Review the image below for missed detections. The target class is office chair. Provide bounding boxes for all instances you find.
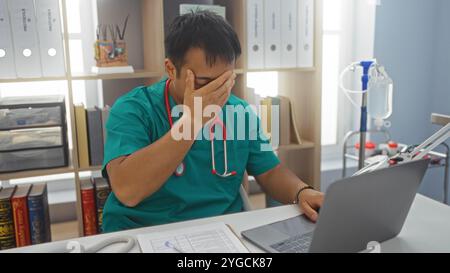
[240,185,253,211]
[240,173,253,211]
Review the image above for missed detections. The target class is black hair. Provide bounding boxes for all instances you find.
[165,10,242,75]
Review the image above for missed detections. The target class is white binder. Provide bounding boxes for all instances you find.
[264,0,281,69]
[298,0,314,68]
[35,0,65,77]
[8,0,42,78]
[281,0,298,68]
[0,0,16,79]
[247,0,264,69]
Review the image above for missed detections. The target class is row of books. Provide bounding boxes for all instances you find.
[80,177,111,236]
[247,0,314,69]
[0,0,65,79]
[246,88,302,147]
[74,105,110,169]
[0,183,51,250]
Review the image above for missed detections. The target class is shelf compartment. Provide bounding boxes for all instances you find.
[276,141,315,151]
[0,149,74,181]
[78,165,102,172]
[71,70,163,81]
[0,165,75,181]
[0,76,67,84]
[247,67,316,73]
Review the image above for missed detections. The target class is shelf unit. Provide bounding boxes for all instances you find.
[0,0,323,238]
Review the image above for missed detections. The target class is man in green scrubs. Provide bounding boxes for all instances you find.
[102,11,324,233]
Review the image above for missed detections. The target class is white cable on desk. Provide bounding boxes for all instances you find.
[65,235,136,253]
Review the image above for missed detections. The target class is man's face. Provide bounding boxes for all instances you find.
[170,48,235,98]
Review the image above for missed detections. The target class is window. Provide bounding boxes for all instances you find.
[321,0,376,160]
[321,0,342,146]
[247,72,279,98]
[67,0,100,107]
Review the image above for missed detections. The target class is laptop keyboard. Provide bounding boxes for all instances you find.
[270,232,314,253]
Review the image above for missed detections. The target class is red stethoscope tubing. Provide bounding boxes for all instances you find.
[164,79,236,178]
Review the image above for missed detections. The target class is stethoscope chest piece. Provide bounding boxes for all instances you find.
[175,162,185,177]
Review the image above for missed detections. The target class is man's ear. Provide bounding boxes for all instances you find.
[165,59,177,81]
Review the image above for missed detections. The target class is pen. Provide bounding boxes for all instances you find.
[118,14,129,40]
[96,24,101,40]
[164,241,185,253]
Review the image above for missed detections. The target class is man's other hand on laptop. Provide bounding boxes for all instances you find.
[299,189,324,223]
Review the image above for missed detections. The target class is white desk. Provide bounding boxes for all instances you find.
[3,194,450,253]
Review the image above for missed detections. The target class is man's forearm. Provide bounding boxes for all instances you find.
[107,115,200,207]
[256,164,309,205]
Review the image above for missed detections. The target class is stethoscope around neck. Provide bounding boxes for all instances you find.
[164,79,237,178]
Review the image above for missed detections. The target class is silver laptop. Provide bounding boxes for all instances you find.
[241,159,430,253]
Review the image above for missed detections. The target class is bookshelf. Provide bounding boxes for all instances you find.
[0,0,323,238]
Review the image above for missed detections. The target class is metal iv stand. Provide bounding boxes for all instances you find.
[357,61,373,171]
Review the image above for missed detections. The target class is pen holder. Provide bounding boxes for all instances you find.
[94,40,129,67]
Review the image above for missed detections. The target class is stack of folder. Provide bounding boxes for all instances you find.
[247,0,314,70]
[246,88,302,149]
[0,0,65,79]
[260,96,302,149]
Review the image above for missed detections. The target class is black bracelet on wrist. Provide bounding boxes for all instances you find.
[293,185,314,204]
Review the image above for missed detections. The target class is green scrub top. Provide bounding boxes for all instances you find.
[101,78,280,233]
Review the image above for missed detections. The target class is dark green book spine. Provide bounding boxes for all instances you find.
[0,198,16,250]
[42,187,52,243]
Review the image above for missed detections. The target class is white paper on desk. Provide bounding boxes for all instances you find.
[137,222,249,253]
